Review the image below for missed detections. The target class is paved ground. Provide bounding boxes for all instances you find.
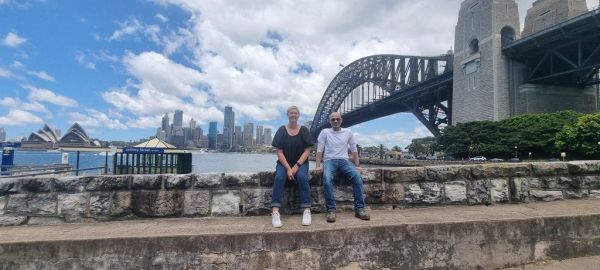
[503,255,600,270]
[1,199,600,244]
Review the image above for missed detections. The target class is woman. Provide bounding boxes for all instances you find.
[270,106,314,227]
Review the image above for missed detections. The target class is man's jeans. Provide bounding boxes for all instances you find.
[271,163,311,208]
[322,159,365,212]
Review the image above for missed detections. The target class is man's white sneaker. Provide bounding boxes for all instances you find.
[272,212,283,228]
[302,209,311,226]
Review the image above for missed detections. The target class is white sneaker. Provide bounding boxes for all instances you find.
[272,212,282,228]
[302,209,311,226]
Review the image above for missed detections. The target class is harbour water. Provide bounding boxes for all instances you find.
[12,150,318,173]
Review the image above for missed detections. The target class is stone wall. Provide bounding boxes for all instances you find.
[1,161,600,226]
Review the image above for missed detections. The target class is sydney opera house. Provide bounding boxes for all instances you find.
[22,123,101,149]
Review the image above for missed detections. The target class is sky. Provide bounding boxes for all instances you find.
[0,0,597,147]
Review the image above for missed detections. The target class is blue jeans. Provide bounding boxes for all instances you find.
[323,159,365,212]
[271,163,311,208]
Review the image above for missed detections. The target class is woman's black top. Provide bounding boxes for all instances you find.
[271,125,314,166]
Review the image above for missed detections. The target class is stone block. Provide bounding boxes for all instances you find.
[111,192,131,217]
[27,217,64,225]
[85,175,130,191]
[308,171,322,186]
[383,167,425,183]
[6,193,57,215]
[567,161,600,175]
[131,175,162,190]
[183,190,210,216]
[131,190,183,217]
[444,181,467,203]
[194,173,222,188]
[530,190,563,201]
[565,189,588,199]
[258,171,276,186]
[211,191,241,216]
[529,176,576,189]
[333,185,355,202]
[0,216,27,226]
[383,183,404,204]
[471,164,530,179]
[240,189,271,215]
[361,169,382,183]
[364,183,384,204]
[57,193,87,222]
[310,187,326,212]
[531,162,569,176]
[467,180,490,205]
[426,166,471,182]
[590,190,600,199]
[222,173,258,188]
[89,192,110,216]
[510,178,531,202]
[490,179,509,203]
[0,196,5,215]
[164,174,194,189]
[579,176,600,189]
[0,178,19,196]
[404,182,442,204]
[54,176,85,192]
[21,177,53,192]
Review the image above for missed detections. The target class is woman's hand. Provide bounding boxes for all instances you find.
[286,168,295,181]
[291,164,299,176]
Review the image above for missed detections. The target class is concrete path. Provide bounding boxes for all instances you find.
[1,199,600,244]
[503,255,600,270]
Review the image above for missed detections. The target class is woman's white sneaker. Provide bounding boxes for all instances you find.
[302,209,311,226]
[272,212,283,228]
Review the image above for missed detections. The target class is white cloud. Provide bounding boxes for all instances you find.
[68,109,128,130]
[8,61,55,81]
[2,32,27,47]
[0,109,43,125]
[75,51,96,70]
[354,126,432,148]
[0,97,49,113]
[155,13,169,23]
[23,85,78,107]
[28,70,55,81]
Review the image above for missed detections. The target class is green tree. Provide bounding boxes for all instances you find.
[555,113,600,158]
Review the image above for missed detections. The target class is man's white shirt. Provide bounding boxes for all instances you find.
[317,128,358,161]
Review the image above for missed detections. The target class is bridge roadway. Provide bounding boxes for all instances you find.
[2,199,600,269]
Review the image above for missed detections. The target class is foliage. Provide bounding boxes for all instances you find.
[436,111,583,159]
[406,137,438,156]
[555,113,600,158]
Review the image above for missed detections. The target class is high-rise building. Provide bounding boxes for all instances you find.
[243,123,254,148]
[162,113,170,131]
[223,106,234,149]
[263,128,272,146]
[0,128,5,142]
[189,118,196,130]
[208,121,218,149]
[173,110,183,128]
[234,125,242,149]
[255,125,264,146]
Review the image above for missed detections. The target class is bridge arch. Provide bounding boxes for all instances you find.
[310,54,454,139]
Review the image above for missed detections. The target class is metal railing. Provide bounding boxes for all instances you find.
[113,152,192,175]
[0,164,107,178]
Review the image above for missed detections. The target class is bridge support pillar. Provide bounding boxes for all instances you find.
[452,0,521,124]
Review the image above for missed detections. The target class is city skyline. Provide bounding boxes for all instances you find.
[1,1,595,147]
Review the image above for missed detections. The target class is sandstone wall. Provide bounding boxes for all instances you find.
[1,161,600,226]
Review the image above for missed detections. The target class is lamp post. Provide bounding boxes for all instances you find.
[514,146,518,159]
[528,152,532,161]
[561,152,566,161]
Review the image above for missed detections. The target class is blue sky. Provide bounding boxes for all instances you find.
[1,0,596,147]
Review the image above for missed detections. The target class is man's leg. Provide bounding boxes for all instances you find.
[322,160,337,212]
[339,159,366,211]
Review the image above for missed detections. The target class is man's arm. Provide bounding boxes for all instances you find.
[348,131,361,169]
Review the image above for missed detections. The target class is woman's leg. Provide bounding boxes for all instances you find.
[271,163,287,212]
[295,163,312,209]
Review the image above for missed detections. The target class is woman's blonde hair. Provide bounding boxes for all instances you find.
[287,106,300,114]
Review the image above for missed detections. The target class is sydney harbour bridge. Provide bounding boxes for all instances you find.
[310,0,600,140]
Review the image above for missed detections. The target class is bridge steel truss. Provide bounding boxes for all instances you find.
[310,54,453,139]
[504,8,600,86]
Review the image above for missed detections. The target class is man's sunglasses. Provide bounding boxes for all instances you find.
[330,118,341,122]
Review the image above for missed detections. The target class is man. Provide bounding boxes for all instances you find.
[316,112,370,222]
